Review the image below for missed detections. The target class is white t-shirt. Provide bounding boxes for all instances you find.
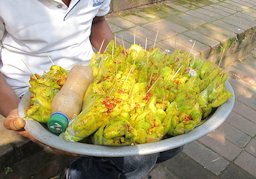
[0,0,111,97]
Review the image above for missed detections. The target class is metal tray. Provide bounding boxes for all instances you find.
[18,81,235,157]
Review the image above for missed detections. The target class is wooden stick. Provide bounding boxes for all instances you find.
[124,67,133,83]
[133,30,136,45]
[122,38,127,55]
[171,65,183,80]
[148,71,154,86]
[98,56,108,71]
[98,39,105,53]
[112,43,114,59]
[189,41,196,54]
[129,82,135,97]
[144,37,148,51]
[47,55,55,65]
[147,75,160,93]
[21,59,38,80]
[108,83,116,96]
[104,42,111,53]
[153,31,159,49]
[114,34,117,48]
[218,48,225,67]
[146,52,149,65]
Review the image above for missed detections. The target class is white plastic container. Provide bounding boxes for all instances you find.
[47,65,93,134]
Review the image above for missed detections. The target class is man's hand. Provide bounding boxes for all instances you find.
[4,108,40,143]
[4,108,79,156]
[4,108,25,130]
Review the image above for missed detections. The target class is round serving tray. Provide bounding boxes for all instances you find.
[18,81,235,157]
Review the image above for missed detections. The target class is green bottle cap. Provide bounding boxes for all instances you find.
[47,112,69,134]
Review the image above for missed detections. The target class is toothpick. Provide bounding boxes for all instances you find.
[218,49,225,67]
[174,35,177,49]
[112,43,114,59]
[47,55,55,65]
[146,52,149,65]
[129,82,135,97]
[98,56,108,73]
[114,45,118,76]
[124,67,133,83]
[21,59,38,80]
[115,60,118,76]
[122,38,126,55]
[133,30,136,45]
[171,65,183,80]
[144,38,148,51]
[108,89,115,96]
[108,84,116,96]
[153,31,159,49]
[114,34,117,48]
[147,75,160,93]
[189,41,196,54]
[98,39,105,53]
[162,93,166,106]
[148,71,154,86]
[103,42,111,53]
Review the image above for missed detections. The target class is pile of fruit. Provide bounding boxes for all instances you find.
[26,41,232,146]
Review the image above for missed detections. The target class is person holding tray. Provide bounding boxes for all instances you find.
[0,0,182,178]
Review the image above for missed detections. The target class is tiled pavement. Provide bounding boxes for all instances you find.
[1,0,256,178]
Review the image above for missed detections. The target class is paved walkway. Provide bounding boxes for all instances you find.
[1,0,256,178]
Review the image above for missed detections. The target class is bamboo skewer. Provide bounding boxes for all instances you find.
[112,43,115,59]
[114,34,117,48]
[147,75,160,94]
[98,39,105,53]
[133,30,136,45]
[21,59,38,80]
[171,65,183,80]
[145,38,148,51]
[189,41,196,55]
[146,52,150,66]
[122,38,126,55]
[153,31,159,49]
[47,55,55,65]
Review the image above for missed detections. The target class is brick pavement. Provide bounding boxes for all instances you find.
[1,0,256,178]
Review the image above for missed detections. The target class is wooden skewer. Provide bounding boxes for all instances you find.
[147,75,160,93]
[133,30,136,45]
[108,83,116,96]
[129,82,135,97]
[171,65,183,80]
[124,66,133,83]
[21,59,38,80]
[148,71,154,85]
[146,52,149,65]
[47,55,55,65]
[103,42,111,53]
[189,41,196,55]
[114,34,117,48]
[114,45,117,76]
[174,36,177,49]
[98,56,108,72]
[218,50,225,67]
[153,31,159,49]
[112,43,115,59]
[122,38,127,55]
[98,39,105,53]
[145,37,148,51]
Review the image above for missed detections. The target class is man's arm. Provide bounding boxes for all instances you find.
[90,16,113,53]
[0,72,25,130]
[0,72,19,117]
